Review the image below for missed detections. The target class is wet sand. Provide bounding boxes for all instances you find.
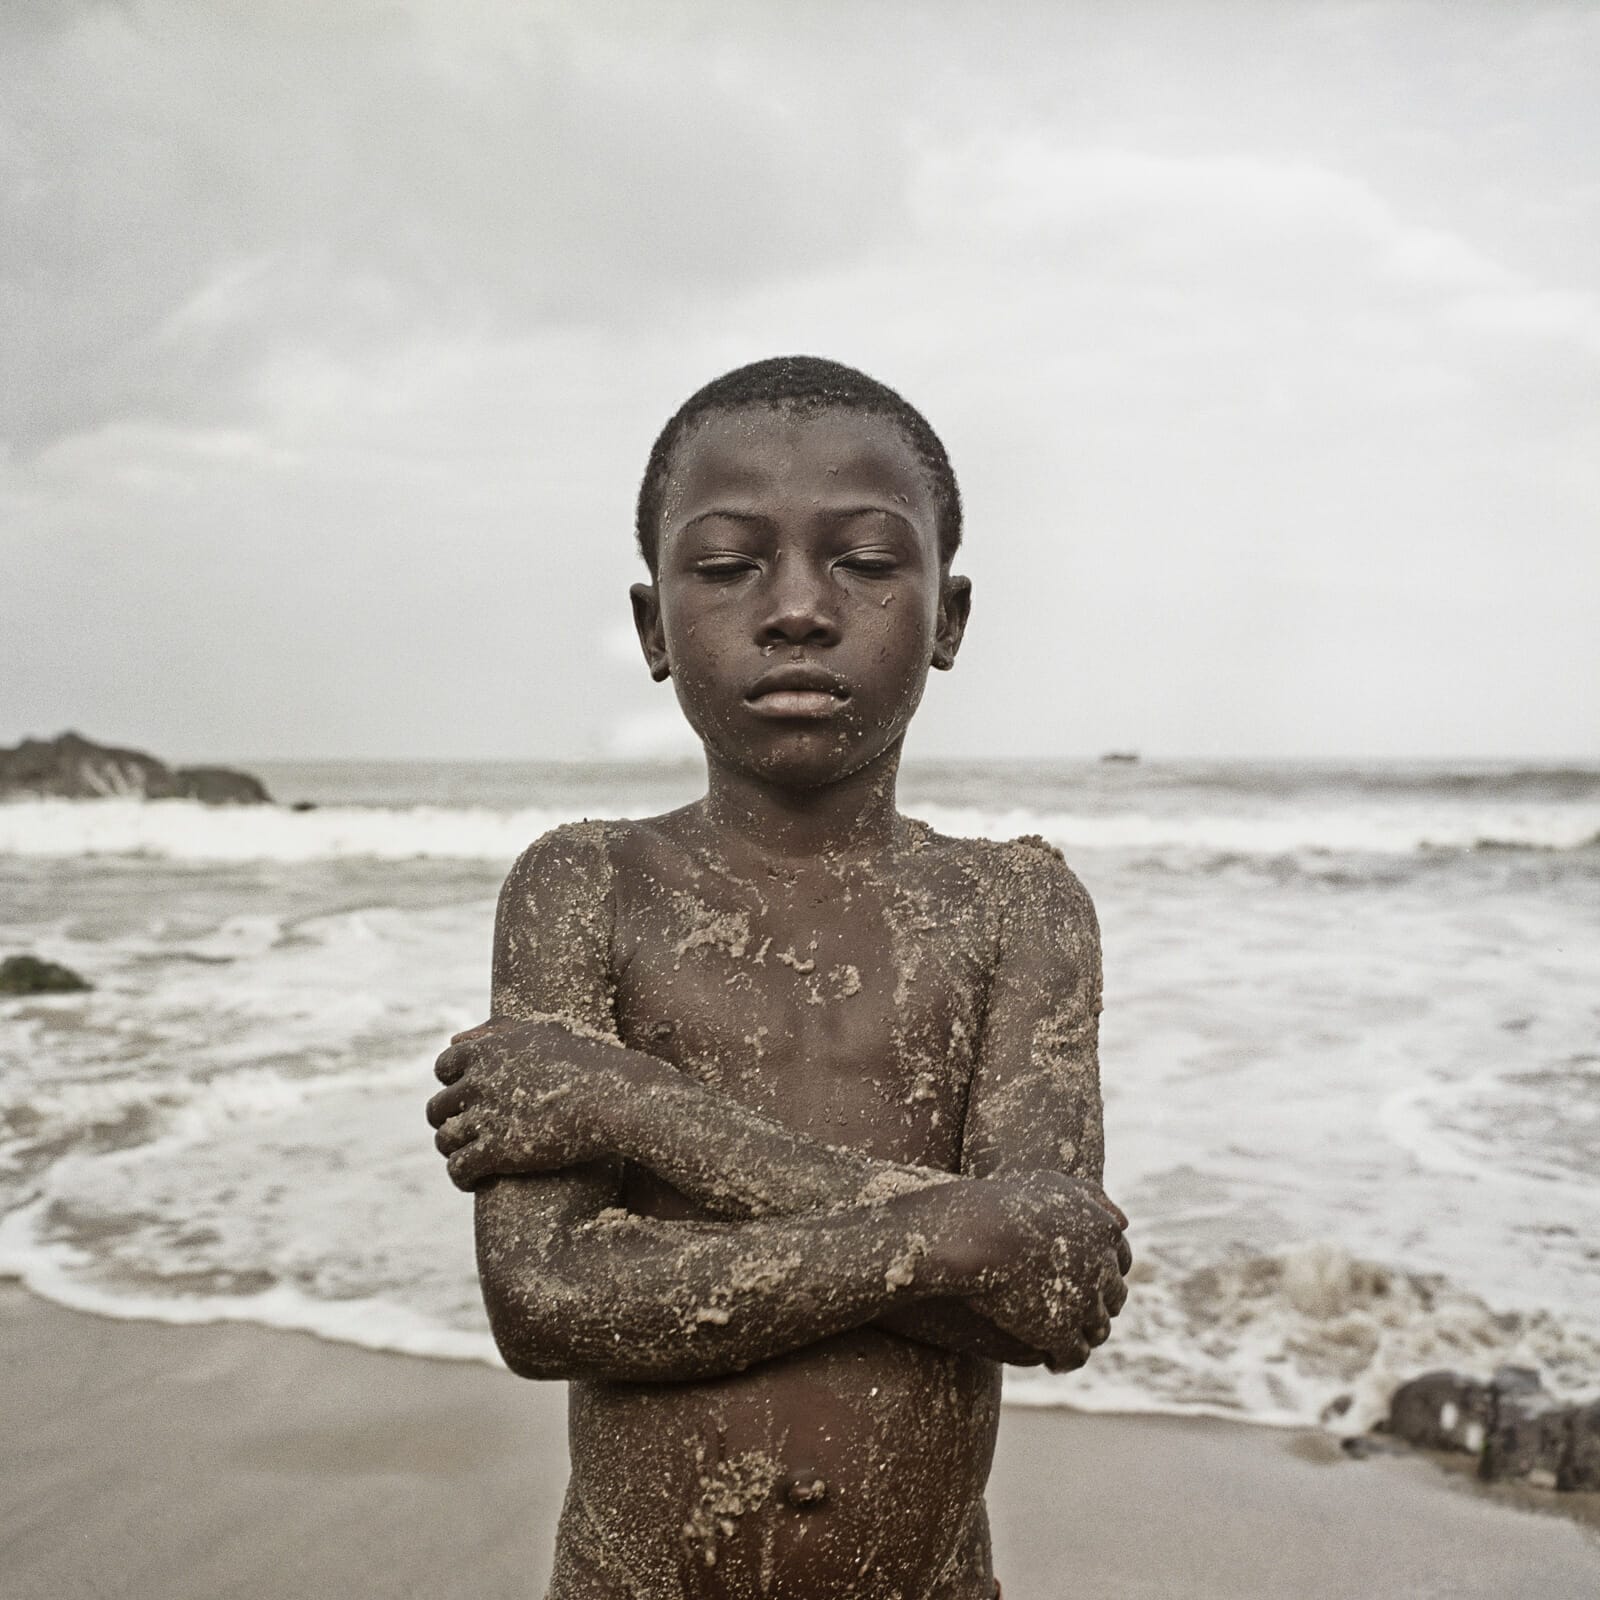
[3,1284,1596,1599]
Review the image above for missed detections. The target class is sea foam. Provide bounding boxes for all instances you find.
[3,761,1598,1431]
[1,795,1595,862]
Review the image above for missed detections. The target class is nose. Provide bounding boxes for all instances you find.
[756,555,840,648]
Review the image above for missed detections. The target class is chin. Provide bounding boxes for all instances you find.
[742,733,898,790]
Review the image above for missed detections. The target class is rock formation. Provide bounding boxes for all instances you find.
[0,732,270,804]
[0,955,91,995]
[1378,1365,1600,1491]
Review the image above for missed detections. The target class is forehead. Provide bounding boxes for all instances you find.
[663,406,937,532]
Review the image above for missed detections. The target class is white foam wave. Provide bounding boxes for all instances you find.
[0,798,583,862]
[1005,1241,1600,1432]
[913,802,1600,857]
[0,1196,498,1365]
[9,1200,1591,1436]
[2,796,1595,862]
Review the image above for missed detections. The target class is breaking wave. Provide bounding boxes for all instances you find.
[4,757,1597,1432]
[1006,1241,1600,1432]
[2,795,1596,863]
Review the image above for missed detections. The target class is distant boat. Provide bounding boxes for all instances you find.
[1099,751,1140,764]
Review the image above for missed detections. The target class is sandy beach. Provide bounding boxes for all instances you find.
[3,1285,1596,1599]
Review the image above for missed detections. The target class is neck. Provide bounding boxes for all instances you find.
[700,743,905,861]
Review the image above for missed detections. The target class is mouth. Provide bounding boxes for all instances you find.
[744,667,853,720]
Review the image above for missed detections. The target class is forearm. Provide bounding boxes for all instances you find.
[472,1021,1050,1364]
[533,1025,1042,1361]
[873,1299,1046,1364]
[610,1060,1053,1361]
[612,1051,943,1217]
[478,1174,981,1383]
[501,1016,941,1215]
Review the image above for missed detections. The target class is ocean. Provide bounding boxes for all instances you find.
[2,757,1597,1432]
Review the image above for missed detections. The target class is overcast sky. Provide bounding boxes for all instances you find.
[3,0,1596,762]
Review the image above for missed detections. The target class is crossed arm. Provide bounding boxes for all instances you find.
[427,827,1129,1384]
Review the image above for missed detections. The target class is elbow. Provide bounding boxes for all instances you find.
[480,1264,734,1385]
[480,1267,596,1382]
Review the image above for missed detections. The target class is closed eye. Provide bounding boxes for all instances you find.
[836,552,899,576]
[693,556,759,580]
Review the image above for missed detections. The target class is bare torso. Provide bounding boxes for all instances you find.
[557,812,1009,1598]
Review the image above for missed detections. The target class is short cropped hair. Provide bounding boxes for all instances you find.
[635,355,962,574]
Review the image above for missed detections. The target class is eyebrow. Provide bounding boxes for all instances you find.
[679,505,917,535]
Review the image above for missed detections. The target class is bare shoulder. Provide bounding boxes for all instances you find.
[996,832,1099,951]
[493,819,646,1028]
[903,820,1098,951]
[500,812,702,912]
[500,817,624,901]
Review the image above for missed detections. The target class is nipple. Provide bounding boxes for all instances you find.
[784,1474,829,1508]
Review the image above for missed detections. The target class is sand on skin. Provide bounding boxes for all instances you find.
[2,1285,1597,1600]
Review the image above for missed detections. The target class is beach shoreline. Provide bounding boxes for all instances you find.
[5,1282,1597,1599]
[7,759,1599,1438]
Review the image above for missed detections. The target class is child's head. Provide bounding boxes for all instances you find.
[635,356,962,577]
[629,356,971,791]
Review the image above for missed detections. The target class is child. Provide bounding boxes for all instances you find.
[426,357,1131,1599]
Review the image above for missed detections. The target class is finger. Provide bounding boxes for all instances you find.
[1116,1233,1133,1277]
[1078,1184,1127,1230]
[447,1143,496,1192]
[1084,1302,1113,1347]
[425,1080,467,1129]
[434,1113,475,1158]
[1046,1335,1090,1375]
[451,1013,514,1047]
[1103,1264,1129,1318]
[434,1042,471,1085]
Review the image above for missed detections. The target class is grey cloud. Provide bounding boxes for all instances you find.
[3,0,1597,759]
[3,1,915,451]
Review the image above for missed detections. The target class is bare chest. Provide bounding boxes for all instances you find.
[610,852,998,1169]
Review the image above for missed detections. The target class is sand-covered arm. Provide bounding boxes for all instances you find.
[578,1044,1046,1363]
[951,839,1130,1367]
[436,1007,1048,1365]
[478,1164,1008,1382]
[442,1015,1049,1364]
[436,1011,934,1216]
[961,838,1107,1185]
[435,990,1052,1361]
[464,826,1025,1382]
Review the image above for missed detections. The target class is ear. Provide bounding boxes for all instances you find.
[630,582,671,681]
[931,573,971,671]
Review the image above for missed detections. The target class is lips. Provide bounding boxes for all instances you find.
[744,665,852,719]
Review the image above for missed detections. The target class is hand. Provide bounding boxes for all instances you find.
[958,1172,1131,1373]
[426,1016,623,1189]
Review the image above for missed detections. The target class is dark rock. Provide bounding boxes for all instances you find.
[0,955,91,995]
[1491,1364,1542,1399]
[1320,1392,1354,1426]
[172,765,270,805]
[1480,1388,1572,1488]
[0,732,270,805]
[1386,1371,1493,1454]
[1341,1434,1410,1460]
[1557,1399,1600,1492]
[290,800,318,813]
[1382,1367,1600,1492]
